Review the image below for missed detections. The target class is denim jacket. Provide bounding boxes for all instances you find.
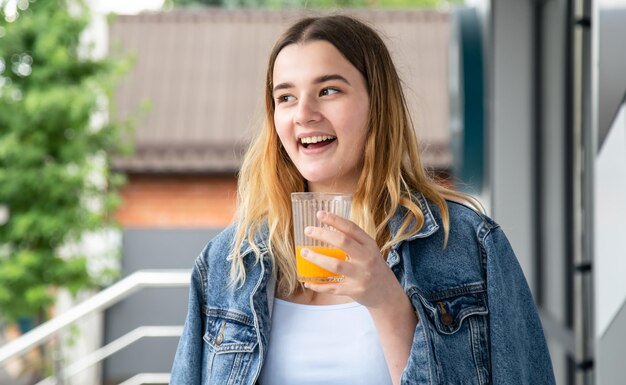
[170,194,556,384]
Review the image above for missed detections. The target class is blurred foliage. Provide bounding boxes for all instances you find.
[171,0,463,8]
[0,0,132,322]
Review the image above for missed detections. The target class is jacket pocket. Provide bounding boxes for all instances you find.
[418,289,488,335]
[415,287,491,385]
[201,308,259,384]
[203,307,258,354]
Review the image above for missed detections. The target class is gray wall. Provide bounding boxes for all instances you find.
[490,0,575,383]
[491,1,626,384]
[597,9,626,149]
[103,228,222,384]
[490,0,535,286]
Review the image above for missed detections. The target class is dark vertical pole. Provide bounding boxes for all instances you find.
[573,0,595,382]
[565,0,577,381]
[580,0,595,382]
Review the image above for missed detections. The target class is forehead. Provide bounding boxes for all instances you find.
[272,40,360,83]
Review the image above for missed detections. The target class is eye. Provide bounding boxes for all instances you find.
[320,87,340,97]
[276,94,295,104]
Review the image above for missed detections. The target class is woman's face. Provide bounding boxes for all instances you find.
[272,40,370,194]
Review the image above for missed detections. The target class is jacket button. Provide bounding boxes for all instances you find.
[440,313,454,326]
[215,321,226,346]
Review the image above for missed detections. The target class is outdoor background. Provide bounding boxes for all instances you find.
[1,0,625,384]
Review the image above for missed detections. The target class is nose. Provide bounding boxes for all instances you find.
[294,95,321,126]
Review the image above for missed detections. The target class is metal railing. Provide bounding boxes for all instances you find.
[0,270,190,383]
[117,373,171,385]
[35,326,183,385]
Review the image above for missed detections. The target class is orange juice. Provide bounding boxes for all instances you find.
[295,246,347,283]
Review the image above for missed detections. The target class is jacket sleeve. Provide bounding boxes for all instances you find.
[170,256,208,385]
[483,226,556,384]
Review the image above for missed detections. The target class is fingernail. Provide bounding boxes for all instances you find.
[301,248,309,257]
[304,226,313,235]
[317,210,327,220]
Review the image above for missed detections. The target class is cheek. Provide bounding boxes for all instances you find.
[351,125,370,164]
[349,114,370,147]
[343,100,369,138]
[274,119,293,150]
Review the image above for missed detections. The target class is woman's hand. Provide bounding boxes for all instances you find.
[301,210,417,385]
[301,210,402,308]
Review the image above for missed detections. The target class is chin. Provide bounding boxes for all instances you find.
[297,168,328,183]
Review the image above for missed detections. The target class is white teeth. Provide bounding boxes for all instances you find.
[300,135,336,144]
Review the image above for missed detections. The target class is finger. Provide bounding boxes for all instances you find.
[316,210,370,244]
[303,281,342,294]
[304,225,356,254]
[300,247,352,276]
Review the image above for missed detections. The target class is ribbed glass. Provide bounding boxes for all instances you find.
[291,193,352,283]
[291,192,352,246]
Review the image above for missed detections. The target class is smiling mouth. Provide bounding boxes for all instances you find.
[299,135,337,149]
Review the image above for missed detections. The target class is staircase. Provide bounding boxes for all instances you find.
[0,270,190,385]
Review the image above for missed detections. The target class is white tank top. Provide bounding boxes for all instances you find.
[258,298,393,385]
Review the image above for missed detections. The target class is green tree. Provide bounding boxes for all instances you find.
[0,0,131,323]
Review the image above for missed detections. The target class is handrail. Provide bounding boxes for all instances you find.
[0,270,191,365]
[117,373,171,385]
[34,326,183,385]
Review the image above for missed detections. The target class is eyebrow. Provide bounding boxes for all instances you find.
[272,74,351,93]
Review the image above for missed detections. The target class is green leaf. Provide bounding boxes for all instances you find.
[0,0,134,322]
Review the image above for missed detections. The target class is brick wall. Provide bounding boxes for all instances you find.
[114,172,455,229]
[115,175,237,228]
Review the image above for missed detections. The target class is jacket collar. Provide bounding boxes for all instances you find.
[388,192,439,245]
[385,192,439,268]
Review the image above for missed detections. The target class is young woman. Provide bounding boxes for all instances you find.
[170,15,555,385]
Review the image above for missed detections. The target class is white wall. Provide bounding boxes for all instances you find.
[594,103,626,338]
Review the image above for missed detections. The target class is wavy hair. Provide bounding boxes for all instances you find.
[230,15,479,295]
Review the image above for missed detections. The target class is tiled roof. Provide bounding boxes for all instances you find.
[110,9,451,173]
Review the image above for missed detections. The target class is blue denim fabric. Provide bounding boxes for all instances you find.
[170,193,555,384]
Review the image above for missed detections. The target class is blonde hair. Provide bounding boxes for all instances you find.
[230,15,479,295]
